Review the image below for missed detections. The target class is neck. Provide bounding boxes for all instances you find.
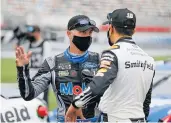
[69,44,85,55]
[113,35,131,44]
[35,35,42,42]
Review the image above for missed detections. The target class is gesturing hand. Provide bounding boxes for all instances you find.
[65,104,85,122]
[15,46,32,67]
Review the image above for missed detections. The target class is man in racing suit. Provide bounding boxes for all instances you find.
[16,15,100,121]
[65,8,156,123]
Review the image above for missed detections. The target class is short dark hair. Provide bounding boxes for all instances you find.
[33,25,40,32]
[114,27,134,36]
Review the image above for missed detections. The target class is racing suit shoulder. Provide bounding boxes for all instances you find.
[88,51,99,56]
[102,44,121,56]
[44,56,56,70]
[56,52,65,58]
[108,44,120,50]
[88,51,100,63]
[100,48,118,65]
[32,59,51,80]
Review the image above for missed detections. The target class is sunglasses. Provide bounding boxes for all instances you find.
[69,19,96,30]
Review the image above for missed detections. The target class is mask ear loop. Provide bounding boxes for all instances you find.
[107,27,114,46]
[106,12,114,46]
[107,12,112,35]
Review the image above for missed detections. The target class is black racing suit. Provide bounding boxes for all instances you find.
[17,51,100,118]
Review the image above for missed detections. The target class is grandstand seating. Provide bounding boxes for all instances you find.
[1,0,171,27]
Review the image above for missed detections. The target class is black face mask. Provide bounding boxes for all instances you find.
[72,36,92,51]
[27,35,36,42]
[107,30,113,46]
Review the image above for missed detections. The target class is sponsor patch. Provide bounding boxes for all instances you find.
[60,82,86,95]
[101,57,113,61]
[101,52,115,62]
[58,63,71,70]
[58,70,69,77]
[102,53,114,58]
[100,60,111,69]
[125,60,154,71]
[98,68,107,73]
[95,72,104,77]
[101,60,111,66]
[70,70,78,77]
[82,62,98,69]
[109,45,120,49]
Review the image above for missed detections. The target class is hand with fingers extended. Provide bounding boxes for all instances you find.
[15,46,32,67]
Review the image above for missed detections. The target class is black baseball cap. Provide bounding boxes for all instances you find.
[67,15,99,32]
[103,8,136,29]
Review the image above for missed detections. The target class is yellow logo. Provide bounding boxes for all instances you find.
[109,45,120,50]
[98,68,107,73]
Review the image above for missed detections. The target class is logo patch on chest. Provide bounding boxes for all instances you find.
[70,70,78,77]
[58,63,71,70]
[58,70,69,77]
[82,62,98,69]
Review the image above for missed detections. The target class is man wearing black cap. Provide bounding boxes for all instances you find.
[65,8,155,122]
[15,15,100,122]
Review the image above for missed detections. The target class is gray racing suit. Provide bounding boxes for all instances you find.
[17,50,100,119]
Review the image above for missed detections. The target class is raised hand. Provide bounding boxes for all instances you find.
[15,46,32,67]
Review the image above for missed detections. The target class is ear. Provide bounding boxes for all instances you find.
[67,30,71,37]
[132,29,135,35]
[109,24,113,30]
[109,25,114,34]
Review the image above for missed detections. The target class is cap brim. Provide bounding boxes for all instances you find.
[76,25,99,32]
[102,21,110,25]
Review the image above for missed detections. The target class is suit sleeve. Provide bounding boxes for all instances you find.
[72,50,118,108]
[17,59,51,101]
[143,71,155,120]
